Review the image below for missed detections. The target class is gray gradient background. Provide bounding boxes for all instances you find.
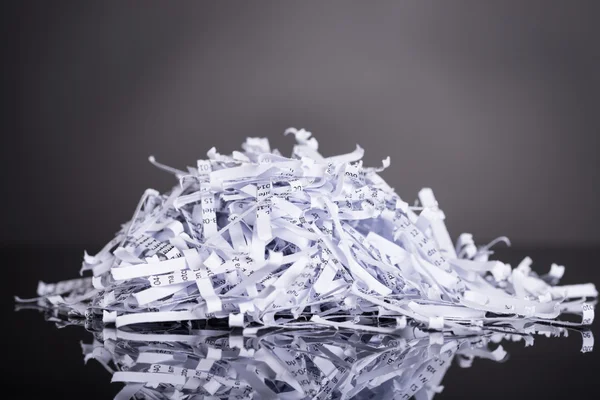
[4,1,599,249]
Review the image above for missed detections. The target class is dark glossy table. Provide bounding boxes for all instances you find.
[3,246,598,399]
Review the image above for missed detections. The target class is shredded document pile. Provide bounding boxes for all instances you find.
[18,128,597,333]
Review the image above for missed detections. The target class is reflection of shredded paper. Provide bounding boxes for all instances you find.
[13,308,595,400]
[16,128,597,334]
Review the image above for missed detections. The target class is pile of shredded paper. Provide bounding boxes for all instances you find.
[18,128,597,334]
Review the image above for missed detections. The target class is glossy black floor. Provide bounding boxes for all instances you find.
[3,246,598,399]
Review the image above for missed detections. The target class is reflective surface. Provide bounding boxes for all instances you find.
[6,247,600,399]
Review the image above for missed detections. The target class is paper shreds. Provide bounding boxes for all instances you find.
[17,128,597,332]
[15,309,594,400]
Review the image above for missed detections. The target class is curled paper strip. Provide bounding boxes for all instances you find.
[13,308,595,400]
[17,129,598,334]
